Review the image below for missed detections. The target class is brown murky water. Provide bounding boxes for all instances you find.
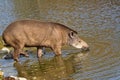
[0,0,120,80]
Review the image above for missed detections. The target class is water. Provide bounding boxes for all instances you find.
[0,0,120,80]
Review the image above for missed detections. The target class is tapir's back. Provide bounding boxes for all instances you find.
[2,20,75,47]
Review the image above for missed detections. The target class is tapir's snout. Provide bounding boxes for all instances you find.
[81,46,90,51]
[71,40,90,52]
[80,40,90,51]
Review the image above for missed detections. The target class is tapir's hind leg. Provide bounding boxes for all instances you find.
[13,48,21,61]
[12,43,25,61]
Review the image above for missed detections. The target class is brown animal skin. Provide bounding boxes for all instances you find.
[2,20,89,61]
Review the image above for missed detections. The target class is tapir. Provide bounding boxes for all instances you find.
[2,20,89,61]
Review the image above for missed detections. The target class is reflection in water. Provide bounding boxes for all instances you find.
[0,0,120,80]
[14,55,81,80]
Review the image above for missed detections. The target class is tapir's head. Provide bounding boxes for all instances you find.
[68,31,89,51]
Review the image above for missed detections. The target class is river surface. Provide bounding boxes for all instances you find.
[0,0,120,80]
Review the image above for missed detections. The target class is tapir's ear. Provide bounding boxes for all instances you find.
[68,31,75,39]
